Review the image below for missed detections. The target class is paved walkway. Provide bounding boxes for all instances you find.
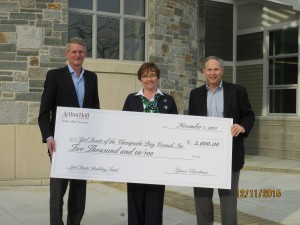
[0,155,300,225]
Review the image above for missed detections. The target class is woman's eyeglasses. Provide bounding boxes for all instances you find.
[141,73,157,79]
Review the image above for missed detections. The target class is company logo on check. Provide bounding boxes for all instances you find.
[62,111,90,120]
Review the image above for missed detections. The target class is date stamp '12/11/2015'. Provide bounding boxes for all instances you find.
[237,189,281,198]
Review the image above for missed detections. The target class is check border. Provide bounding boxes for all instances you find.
[52,107,233,188]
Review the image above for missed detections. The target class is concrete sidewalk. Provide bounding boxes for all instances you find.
[0,155,300,225]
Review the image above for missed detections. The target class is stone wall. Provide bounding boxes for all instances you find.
[0,0,204,181]
[148,0,198,114]
[0,0,67,124]
[1,0,199,122]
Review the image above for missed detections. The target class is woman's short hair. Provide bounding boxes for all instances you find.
[137,62,160,80]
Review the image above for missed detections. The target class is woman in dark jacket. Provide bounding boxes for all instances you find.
[123,62,178,225]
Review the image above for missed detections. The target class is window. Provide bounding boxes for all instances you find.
[268,28,298,114]
[68,0,147,61]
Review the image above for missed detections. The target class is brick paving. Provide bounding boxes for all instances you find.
[102,181,284,225]
[1,155,298,225]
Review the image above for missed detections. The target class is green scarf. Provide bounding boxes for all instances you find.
[139,93,161,113]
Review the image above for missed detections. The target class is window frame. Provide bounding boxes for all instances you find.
[267,27,299,116]
[68,0,148,61]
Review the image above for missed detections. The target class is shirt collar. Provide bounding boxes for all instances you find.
[135,88,164,97]
[67,64,84,77]
[206,80,223,92]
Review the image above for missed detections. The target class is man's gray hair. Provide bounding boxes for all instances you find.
[65,37,87,52]
[203,56,224,69]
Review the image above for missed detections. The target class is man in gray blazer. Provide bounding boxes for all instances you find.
[38,37,100,225]
[189,56,255,225]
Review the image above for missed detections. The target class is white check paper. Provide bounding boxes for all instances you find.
[52,107,233,188]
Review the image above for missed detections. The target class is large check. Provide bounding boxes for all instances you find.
[52,107,233,189]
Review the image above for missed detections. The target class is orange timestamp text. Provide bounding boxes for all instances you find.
[237,189,281,198]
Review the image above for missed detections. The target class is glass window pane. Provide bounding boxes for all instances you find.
[269,28,298,56]
[124,19,145,61]
[97,16,120,59]
[68,13,93,57]
[69,0,92,10]
[68,0,146,61]
[98,0,120,13]
[269,89,296,113]
[125,0,145,16]
[268,57,298,85]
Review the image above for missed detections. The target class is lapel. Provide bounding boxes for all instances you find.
[223,81,232,118]
[157,95,169,113]
[135,95,145,112]
[83,71,91,107]
[197,86,208,116]
[62,66,80,107]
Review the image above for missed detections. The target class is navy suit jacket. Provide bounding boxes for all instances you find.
[38,66,100,143]
[123,92,178,115]
[188,81,255,171]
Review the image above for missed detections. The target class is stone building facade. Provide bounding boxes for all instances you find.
[0,0,199,123]
[0,0,200,180]
[0,0,68,125]
[1,0,300,181]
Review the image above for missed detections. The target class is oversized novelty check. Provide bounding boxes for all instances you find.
[52,107,233,188]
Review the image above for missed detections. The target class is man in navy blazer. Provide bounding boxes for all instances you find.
[189,56,255,225]
[38,37,100,225]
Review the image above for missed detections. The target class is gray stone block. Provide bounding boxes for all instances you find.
[0,24,16,32]
[44,10,61,20]
[16,56,27,61]
[36,20,53,28]
[17,26,43,49]
[20,0,36,8]
[29,88,43,92]
[0,71,13,75]
[29,79,44,88]
[0,101,28,124]
[49,47,65,57]
[44,37,62,46]
[2,82,28,92]
[16,92,42,102]
[14,72,28,82]
[40,62,65,68]
[0,44,17,52]
[36,3,47,9]
[16,50,39,56]
[49,57,67,63]
[28,67,49,79]
[53,23,67,31]
[0,2,19,12]
[36,0,54,3]
[0,53,16,60]
[0,19,28,25]
[10,13,36,20]
[0,61,27,71]
[0,76,14,81]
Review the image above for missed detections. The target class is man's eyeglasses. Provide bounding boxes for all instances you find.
[141,73,157,79]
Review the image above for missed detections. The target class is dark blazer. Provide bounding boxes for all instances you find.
[38,66,100,143]
[188,81,255,171]
[123,92,178,114]
[123,91,178,225]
